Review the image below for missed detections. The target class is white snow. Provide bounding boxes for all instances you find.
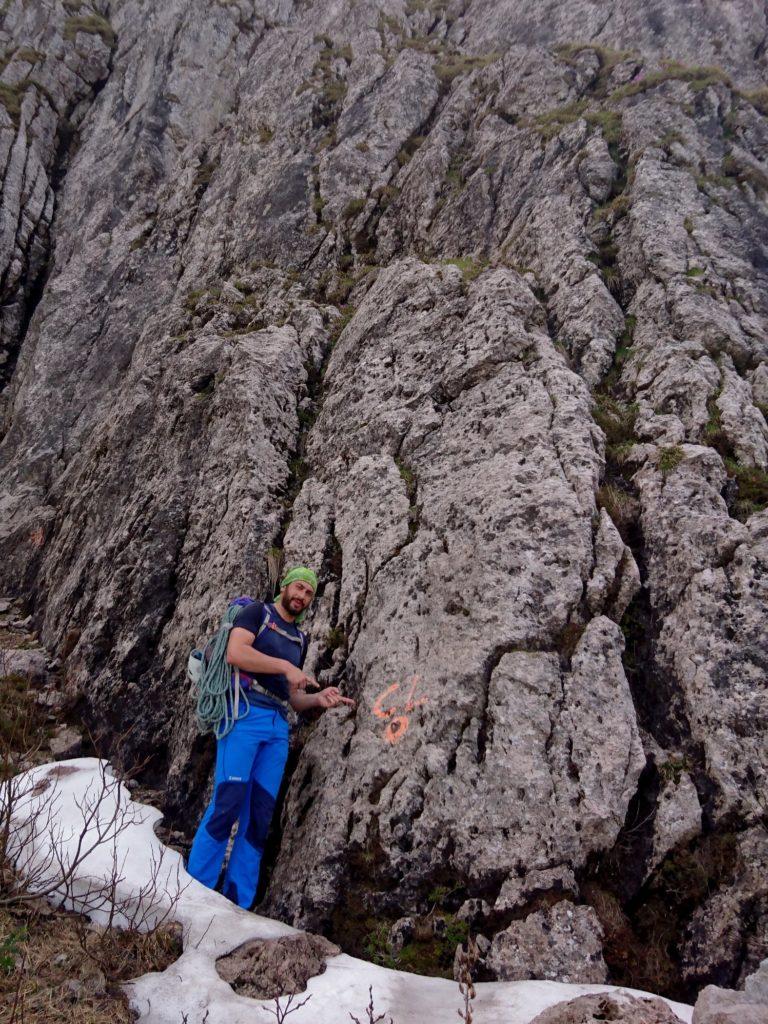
[8,758,694,1024]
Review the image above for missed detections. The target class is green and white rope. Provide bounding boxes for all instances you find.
[195,605,249,739]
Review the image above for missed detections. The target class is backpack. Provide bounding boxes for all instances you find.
[188,596,307,738]
[188,596,269,738]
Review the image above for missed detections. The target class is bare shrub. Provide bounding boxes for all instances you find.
[350,985,393,1024]
[0,684,187,1023]
[263,990,312,1023]
[456,937,479,1024]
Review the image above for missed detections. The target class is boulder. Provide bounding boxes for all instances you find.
[486,901,607,984]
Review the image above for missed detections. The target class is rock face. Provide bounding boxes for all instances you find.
[1,0,767,1000]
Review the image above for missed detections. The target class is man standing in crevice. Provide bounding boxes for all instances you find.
[187,567,354,909]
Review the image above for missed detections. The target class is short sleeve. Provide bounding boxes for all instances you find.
[233,601,265,635]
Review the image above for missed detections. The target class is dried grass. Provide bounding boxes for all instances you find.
[0,903,181,1024]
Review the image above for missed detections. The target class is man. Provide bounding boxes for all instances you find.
[187,566,354,909]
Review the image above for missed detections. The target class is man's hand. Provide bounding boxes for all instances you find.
[314,687,356,710]
[284,664,319,692]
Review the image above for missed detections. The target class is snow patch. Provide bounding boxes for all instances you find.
[9,758,694,1023]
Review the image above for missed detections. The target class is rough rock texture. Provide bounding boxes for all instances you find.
[1,0,767,1000]
[215,933,340,999]
[264,261,644,936]
[693,983,768,1024]
[486,901,608,984]
[681,827,768,989]
[0,1,113,394]
[531,992,685,1024]
[645,769,702,880]
[746,961,768,1003]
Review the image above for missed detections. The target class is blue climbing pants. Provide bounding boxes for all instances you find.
[187,704,289,909]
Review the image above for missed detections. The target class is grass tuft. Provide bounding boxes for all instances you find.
[610,60,729,102]
[441,256,488,283]
[63,13,116,48]
[658,445,685,476]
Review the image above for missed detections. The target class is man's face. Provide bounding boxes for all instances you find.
[281,579,315,617]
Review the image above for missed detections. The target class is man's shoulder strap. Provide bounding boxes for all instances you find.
[231,599,270,634]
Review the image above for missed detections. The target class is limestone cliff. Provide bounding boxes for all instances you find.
[1,0,766,1002]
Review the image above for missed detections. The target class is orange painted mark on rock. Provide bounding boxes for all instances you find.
[373,683,400,720]
[29,527,45,549]
[373,676,427,745]
[384,715,409,745]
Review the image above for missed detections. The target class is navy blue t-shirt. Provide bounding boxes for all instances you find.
[233,601,307,716]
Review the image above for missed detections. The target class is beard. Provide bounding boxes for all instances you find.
[281,591,303,616]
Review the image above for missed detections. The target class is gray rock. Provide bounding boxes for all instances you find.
[693,985,768,1024]
[216,933,339,1000]
[531,992,685,1024]
[682,828,768,988]
[486,901,607,984]
[586,508,641,622]
[0,647,47,680]
[578,135,618,204]
[645,770,702,880]
[388,917,415,953]
[745,960,768,1004]
[265,261,644,931]
[494,866,579,916]
[48,725,83,759]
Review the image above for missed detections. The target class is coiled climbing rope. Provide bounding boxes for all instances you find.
[195,604,249,739]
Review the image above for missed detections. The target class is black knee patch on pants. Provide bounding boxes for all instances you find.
[206,780,247,841]
[222,879,239,905]
[245,780,276,851]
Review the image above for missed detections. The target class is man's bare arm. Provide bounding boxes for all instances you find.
[226,627,317,690]
[289,687,356,712]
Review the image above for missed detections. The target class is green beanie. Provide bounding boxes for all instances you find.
[275,566,318,621]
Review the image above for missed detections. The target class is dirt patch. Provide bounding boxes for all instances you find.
[216,932,340,999]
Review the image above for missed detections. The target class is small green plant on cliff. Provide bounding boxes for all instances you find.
[325,625,347,653]
[343,197,366,219]
[597,483,637,535]
[592,394,638,459]
[724,459,768,521]
[593,193,631,224]
[532,99,587,140]
[362,921,396,968]
[396,133,426,167]
[0,81,29,124]
[585,109,623,149]
[441,256,488,283]
[658,445,685,476]
[740,86,768,116]
[658,755,693,785]
[433,51,500,87]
